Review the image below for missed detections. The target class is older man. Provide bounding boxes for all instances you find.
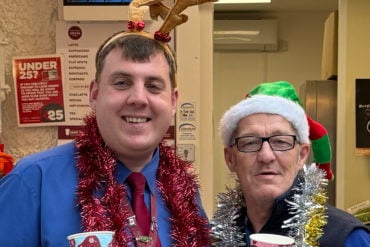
[211,81,369,247]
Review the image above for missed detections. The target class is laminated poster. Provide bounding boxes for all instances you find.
[13,55,65,127]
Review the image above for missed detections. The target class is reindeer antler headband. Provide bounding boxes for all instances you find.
[100,0,217,51]
[97,0,216,88]
[129,0,217,41]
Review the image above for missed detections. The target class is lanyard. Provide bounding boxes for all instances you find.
[245,216,251,246]
[124,185,161,247]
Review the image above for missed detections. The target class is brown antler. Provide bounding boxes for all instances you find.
[149,2,169,20]
[129,0,163,22]
[158,0,217,34]
[131,0,187,24]
[128,0,217,41]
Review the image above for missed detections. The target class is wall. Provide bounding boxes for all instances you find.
[1,0,58,160]
[176,4,214,216]
[337,0,370,209]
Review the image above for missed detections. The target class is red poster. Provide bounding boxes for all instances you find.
[13,55,65,126]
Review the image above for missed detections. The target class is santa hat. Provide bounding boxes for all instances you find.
[220,81,333,180]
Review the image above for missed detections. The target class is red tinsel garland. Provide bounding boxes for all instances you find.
[75,113,210,246]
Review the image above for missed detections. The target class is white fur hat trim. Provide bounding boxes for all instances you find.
[220,95,309,147]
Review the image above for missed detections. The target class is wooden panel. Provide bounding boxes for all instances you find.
[321,11,338,80]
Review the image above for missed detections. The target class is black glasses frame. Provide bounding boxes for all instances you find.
[232,134,297,153]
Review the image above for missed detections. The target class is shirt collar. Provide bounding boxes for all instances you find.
[117,147,159,195]
[141,147,159,194]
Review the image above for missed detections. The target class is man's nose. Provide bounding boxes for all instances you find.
[127,85,148,105]
[256,141,276,162]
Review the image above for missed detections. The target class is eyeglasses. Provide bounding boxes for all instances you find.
[232,135,297,153]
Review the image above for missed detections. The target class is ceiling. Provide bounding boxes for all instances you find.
[214,0,338,12]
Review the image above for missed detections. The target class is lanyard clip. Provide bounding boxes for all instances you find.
[136,236,152,243]
[128,215,137,227]
[150,217,158,231]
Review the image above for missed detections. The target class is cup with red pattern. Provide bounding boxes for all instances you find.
[250,233,295,247]
[67,231,115,247]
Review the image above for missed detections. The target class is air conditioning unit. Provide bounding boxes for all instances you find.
[213,19,278,51]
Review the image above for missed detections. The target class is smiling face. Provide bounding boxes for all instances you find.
[224,113,310,204]
[89,47,178,170]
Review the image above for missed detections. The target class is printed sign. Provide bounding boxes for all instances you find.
[178,123,196,140]
[180,102,196,122]
[177,144,195,162]
[13,55,65,126]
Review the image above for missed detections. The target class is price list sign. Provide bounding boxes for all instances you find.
[13,55,65,126]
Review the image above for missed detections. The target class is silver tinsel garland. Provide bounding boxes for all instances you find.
[210,164,328,247]
[210,185,246,246]
[282,163,328,247]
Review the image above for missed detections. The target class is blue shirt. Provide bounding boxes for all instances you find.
[0,142,207,247]
[244,225,370,246]
[344,228,370,247]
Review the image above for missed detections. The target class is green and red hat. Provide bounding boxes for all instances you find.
[220,81,333,180]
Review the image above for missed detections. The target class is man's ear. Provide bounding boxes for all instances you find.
[89,80,98,110]
[224,147,236,172]
[171,88,178,117]
[297,143,310,169]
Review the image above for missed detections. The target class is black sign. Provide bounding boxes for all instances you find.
[355,79,370,148]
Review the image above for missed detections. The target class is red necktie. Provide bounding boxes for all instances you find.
[127,172,151,236]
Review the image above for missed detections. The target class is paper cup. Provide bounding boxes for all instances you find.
[67,231,114,247]
[250,233,295,247]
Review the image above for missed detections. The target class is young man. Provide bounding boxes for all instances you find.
[211,81,369,247]
[0,33,209,246]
